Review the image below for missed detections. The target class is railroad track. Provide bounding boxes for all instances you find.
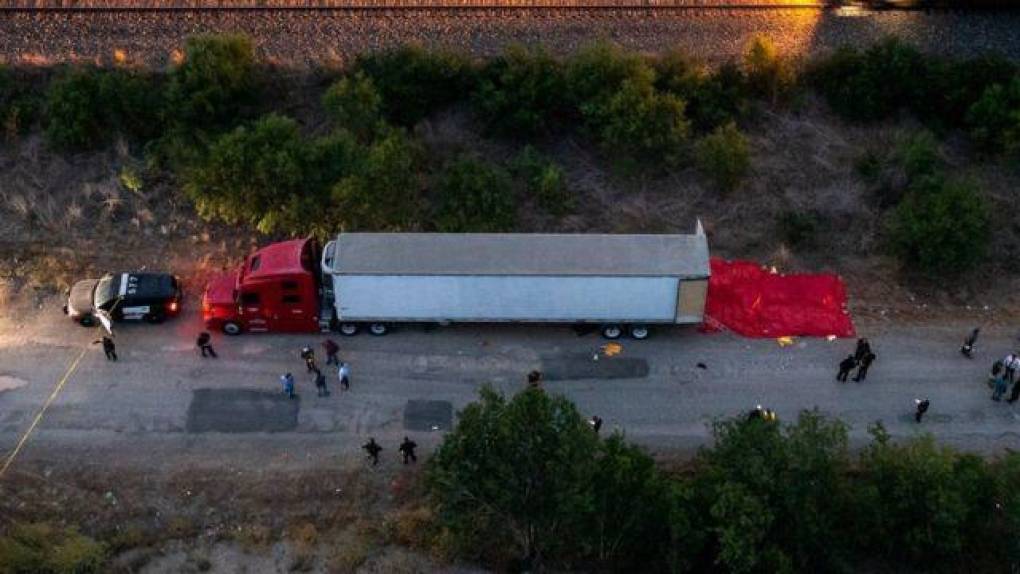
[0,1,835,11]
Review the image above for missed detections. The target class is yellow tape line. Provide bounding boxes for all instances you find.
[0,346,88,480]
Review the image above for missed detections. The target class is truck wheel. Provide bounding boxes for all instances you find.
[369,323,389,336]
[601,325,622,339]
[79,316,95,327]
[629,325,650,340]
[339,323,359,336]
[222,321,243,336]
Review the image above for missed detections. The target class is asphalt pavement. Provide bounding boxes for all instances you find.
[1,304,1019,475]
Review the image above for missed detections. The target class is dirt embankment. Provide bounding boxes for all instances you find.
[2,9,1020,69]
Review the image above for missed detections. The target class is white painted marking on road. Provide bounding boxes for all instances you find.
[0,346,87,480]
[0,376,28,393]
[240,343,271,355]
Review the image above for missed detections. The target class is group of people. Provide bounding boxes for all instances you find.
[835,338,877,383]
[280,340,351,399]
[989,352,1020,403]
[362,436,418,466]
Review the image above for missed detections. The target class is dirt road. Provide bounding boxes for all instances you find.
[1,300,1018,477]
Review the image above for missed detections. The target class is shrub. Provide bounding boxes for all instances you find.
[0,66,40,138]
[432,157,515,232]
[587,81,690,166]
[473,45,568,136]
[510,146,573,216]
[655,51,748,134]
[742,36,793,104]
[0,522,107,574]
[810,38,927,122]
[167,34,257,134]
[322,71,384,140]
[777,211,818,249]
[888,176,989,276]
[919,55,1016,128]
[566,41,653,108]
[354,46,476,126]
[896,131,941,180]
[45,67,162,150]
[695,122,750,192]
[966,76,1020,156]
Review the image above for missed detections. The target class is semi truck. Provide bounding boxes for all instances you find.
[202,229,710,339]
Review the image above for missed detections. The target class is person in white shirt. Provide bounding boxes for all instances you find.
[338,361,351,391]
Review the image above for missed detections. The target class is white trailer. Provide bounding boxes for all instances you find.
[320,229,710,339]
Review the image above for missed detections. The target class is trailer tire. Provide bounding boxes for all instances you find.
[79,316,95,327]
[601,325,622,339]
[369,323,389,336]
[222,321,243,336]
[339,323,359,336]
[629,325,650,340]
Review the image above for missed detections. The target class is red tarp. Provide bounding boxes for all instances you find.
[703,258,855,338]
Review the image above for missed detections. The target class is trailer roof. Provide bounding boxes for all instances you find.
[331,233,710,278]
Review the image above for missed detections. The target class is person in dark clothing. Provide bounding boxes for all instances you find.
[301,347,317,372]
[837,355,857,383]
[853,351,876,382]
[590,415,603,434]
[196,332,217,358]
[314,370,328,397]
[399,436,418,464]
[854,338,871,362]
[527,370,543,389]
[960,327,980,359]
[915,399,930,423]
[323,339,340,366]
[363,438,382,466]
[1007,379,1020,404]
[94,336,117,361]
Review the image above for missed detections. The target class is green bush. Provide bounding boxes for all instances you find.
[473,45,568,137]
[695,122,750,192]
[888,176,989,276]
[322,71,384,140]
[432,157,515,232]
[566,41,653,108]
[0,522,106,574]
[510,146,573,216]
[586,81,690,166]
[0,66,41,138]
[896,131,941,180]
[917,55,1016,129]
[777,211,818,249]
[354,46,476,127]
[45,67,163,150]
[742,36,793,104]
[167,34,257,134]
[966,76,1020,156]
[655,51,748,134]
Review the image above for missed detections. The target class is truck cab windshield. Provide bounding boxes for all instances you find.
[94,275,117,309]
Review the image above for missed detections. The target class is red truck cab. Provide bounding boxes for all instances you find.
[202,238,321,335]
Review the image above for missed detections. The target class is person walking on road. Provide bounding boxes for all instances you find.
[363,438,382,466]
[314,370,329,397]
[399,436,418,464]
[196,332,217,358]
[527,370,543,389]
[323,339,340,366]
[837,355,857,383]
[94,336,117,361]
[338,361,351,391]
[1003,353,1017,383]
[590,415,603,434]
[301,347,317,373]
[854,338,871,362]
[992,374,1009,401]
[915,398,930,423]
[280,373,296,399]
[960,327,980,359]
[853,351,876,382]
[1007,375,1020,404]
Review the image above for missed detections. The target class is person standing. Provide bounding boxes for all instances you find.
[527,370,543,389]
[853,351,876,382]
[836,355,857,383]
[1003,353,1017,384]
[323,339,340,366]
[992,374,1008,401]
[338,361,351,391]
[363,438,382,466]
[314,370,329,397]
[854,338,871,362]
[196,332,217,358]
[590,415,603,434]
[1007,375,1020,404]
[399,436,418,464]
[280,373,296,399]
[915,398,930,423]
[94,336,117,361]
[960,327,980,359]
[301,347,317,373]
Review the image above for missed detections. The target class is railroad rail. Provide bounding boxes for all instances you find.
[0,0,833,8]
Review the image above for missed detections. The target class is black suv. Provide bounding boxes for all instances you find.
[65,273,183,326]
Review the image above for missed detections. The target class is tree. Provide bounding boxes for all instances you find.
[509,146,573,216]
[966,77,1020,156]
[167,34,257,134]
[588,80,691,166]
[888,176,989,276]
[427,386,599,568]
[322,71,384,141]
[695,122,750,192]
[473,45,569,136]
[742,36,793,104]
[432,157,516,232]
